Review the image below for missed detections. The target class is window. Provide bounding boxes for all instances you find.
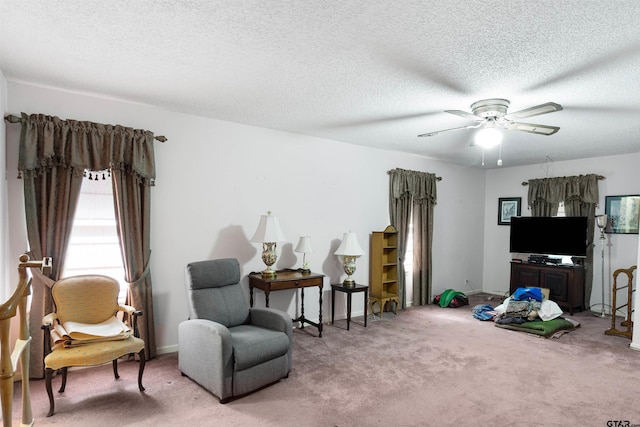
[554,203,573,264]
[62,171,127,303]
[403,221,414,305]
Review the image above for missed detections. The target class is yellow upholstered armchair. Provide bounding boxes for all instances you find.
[41,275,146,417]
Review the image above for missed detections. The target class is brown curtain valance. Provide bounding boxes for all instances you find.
[17,113,156,185]
[388,168,438,204]
[527,174,600,208]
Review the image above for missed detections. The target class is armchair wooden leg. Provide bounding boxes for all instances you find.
[59,367,68,393]
[137,349,146,392]
[45,368,55,417]
[112,359,120,380]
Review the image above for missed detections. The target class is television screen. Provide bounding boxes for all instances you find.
[509,216,588,257]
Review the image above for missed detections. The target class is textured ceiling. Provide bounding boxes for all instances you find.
[1,0,640,168]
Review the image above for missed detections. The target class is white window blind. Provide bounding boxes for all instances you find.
[63,172,127,303]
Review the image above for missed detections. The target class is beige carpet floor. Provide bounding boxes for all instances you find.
[8,293,640,426]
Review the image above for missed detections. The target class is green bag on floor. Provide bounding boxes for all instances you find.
[436,289,468,308]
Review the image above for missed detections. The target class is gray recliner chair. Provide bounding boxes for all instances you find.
[178,258,292,402]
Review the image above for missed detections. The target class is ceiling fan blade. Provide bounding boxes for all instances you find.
[319,110,443,129]
[380,51,471,94]
[418,123,482,137]
[504,102,563,119]
[445,110,482,121]
[526,42,640,91]
[560,105,640,114]
[507,122,560,135]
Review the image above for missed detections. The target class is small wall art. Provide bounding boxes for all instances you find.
[498,197,521,225]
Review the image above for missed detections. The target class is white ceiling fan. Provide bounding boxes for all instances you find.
[417,98,563,138]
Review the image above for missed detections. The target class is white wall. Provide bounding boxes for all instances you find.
[482,155,640,309]
[5,81,486,353]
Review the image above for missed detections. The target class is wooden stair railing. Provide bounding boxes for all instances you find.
[0,254,52,427]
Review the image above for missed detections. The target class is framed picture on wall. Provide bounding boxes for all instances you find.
[498,197,521,225]
[605,195,640,234]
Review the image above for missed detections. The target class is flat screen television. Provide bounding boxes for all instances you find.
[509,216,588,257]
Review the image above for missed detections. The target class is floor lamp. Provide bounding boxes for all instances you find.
[594,214,609,318]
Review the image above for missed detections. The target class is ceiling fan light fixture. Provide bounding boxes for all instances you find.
[474,127,503,148]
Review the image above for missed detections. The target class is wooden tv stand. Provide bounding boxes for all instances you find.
[510,261,585,315]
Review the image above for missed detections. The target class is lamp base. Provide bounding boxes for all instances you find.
[589,304,611,318]
[261,268,277,278]
[342,278,356,288]
[341,256,357,288]
[260,243,278,277]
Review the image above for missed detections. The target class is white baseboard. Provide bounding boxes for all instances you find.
[158,344,179,355]
[482,290,508,297]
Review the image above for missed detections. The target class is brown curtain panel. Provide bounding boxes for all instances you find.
[15,113,158,376]
[23,167,82,378]
[388,183,411,308]
[526,174,600,308]
[388,168,438,308]
[112,169,157,358]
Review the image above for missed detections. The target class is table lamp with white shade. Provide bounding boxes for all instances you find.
[294,236,313,273]
[334,231,365,287]
[250,211,286,277]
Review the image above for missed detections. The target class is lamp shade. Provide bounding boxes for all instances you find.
[294,236,313,254]
[334,232,365,256]
[250,212,286,243]
[596,214,608,229]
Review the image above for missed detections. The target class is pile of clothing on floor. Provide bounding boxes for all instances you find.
[471,287,579,338]
[496,287,564,323]
[433,289,469,308]
[472,287,562,322]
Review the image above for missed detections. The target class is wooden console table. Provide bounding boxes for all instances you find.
[248,270,325,337]
[510,261,584,315]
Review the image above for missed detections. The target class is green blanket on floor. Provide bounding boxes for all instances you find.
[495,318,577,337]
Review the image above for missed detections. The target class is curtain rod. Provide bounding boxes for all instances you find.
[521,175,605,186]
[4,114,167,142]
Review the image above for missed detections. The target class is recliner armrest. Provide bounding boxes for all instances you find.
[178,318,234,400]
[250,308,292,335]
[180,318,232,345]
[249,308,293,373]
